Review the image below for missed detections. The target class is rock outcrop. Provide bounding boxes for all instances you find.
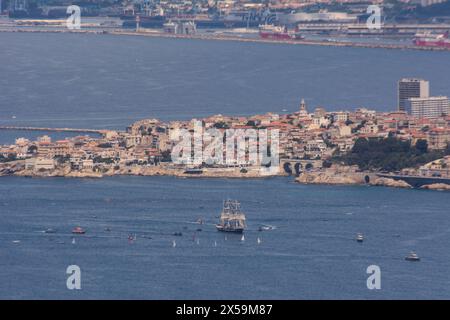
[369,177,411,188]
[295,165,368,185]
[421,183,450,191]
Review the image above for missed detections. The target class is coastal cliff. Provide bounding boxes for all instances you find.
[295,165,412,189]
[421,183,450,191]
[2,161,449,190]
[295,165,367,185]
[1,161,282,179]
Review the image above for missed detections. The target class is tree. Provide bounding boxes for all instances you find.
[213,121,229,129]
[415,139,428,154]
[445,143,450,156]
[334,137,444,171]
[98,143,112,148]
[246,120,257,127]
[27,145,38,154]
[322,160,332,168]
[1,153,17,162]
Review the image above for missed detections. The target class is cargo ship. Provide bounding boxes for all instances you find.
[216,200,246,233]
[414,31,450,48]
[259,24,304,40]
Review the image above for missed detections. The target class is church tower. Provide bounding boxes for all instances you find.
[299,98,308,117]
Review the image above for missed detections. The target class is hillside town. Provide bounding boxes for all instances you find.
[1,94,450,188]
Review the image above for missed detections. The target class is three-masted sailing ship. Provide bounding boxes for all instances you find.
[216,200,246,233]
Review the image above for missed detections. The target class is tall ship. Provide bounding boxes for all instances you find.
[414,31,450,48]
[259,24,304,40]
[216,200,246,233]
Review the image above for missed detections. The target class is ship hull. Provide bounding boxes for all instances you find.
[216,225,244,233]
[414,39,450,48]
[259,32,304,40]
[259,32,292,40]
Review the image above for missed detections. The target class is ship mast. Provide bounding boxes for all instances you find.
[220,200,246,229]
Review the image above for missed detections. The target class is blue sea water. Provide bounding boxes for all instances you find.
[1,32,450,299]
[1,32,450,132]
[0,176,450,299]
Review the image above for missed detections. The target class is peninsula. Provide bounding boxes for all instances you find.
[2,100,450,190]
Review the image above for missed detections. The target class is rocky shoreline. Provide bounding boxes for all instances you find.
[0,160,283,179]
[2,161,449,191]
[294,165,448,190]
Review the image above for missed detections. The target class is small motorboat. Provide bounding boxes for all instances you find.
[356,233,364,243]
[258,224,275,232]
[173,232,183,236]
[44,228,57,234]
[72,227,85,234]
[405,251,420,261]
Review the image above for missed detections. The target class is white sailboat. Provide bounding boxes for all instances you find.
[241,234,245,241]
[257,237,261,244]
[72,238,76,245]
[172,240,177,248]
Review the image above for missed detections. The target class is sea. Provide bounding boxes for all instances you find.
[1,31,450,299]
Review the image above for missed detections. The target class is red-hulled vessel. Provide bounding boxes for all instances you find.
[72,227,85,234]
[258,24,304,41]
[414,31,450,48]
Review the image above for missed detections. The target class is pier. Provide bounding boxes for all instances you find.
[0,126,110,134]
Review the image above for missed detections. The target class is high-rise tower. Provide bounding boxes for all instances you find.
[398,78,429,112]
